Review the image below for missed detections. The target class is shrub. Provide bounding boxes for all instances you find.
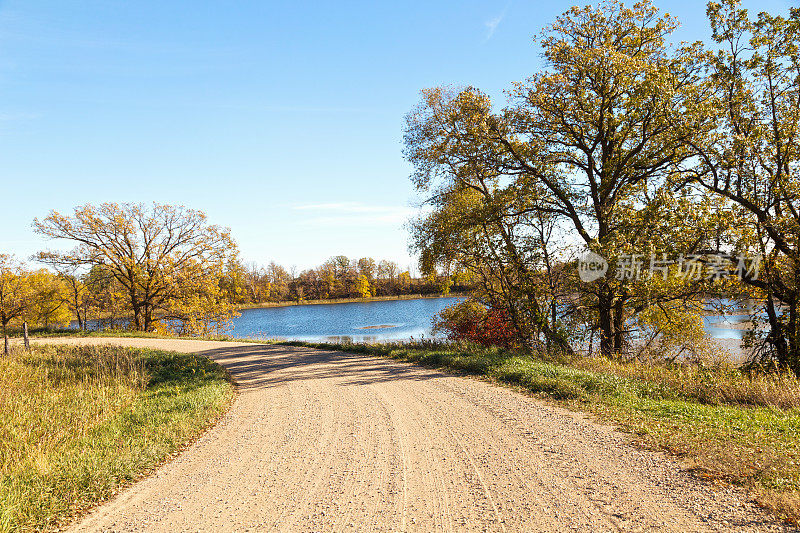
[432,300,518,349]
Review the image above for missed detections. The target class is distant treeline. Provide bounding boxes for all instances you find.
[226,255,472,304]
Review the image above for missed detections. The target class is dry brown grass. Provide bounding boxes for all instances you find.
[574,356,800,409]
[757,490,800,525]
[0,344,233,532]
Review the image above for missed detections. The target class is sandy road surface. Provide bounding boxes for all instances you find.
[34,337,789,532]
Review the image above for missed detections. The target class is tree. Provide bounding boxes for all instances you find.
[355,273,372,298]
[407,155,575,353]
[84,264,126,330]
[36,256,90,330]
[398,271,412,293]
[0,255,35,354]
[405,0,716,356]
[0,257,70,353]
[377,260,398,281]
[218,259,249,305]
[34,203,240,333]
[265,261,291,301]
[24,269,71,329]
[357,258,376,281]
[507,0,716,356]
[376,260,399,295]
[685,0,800,371]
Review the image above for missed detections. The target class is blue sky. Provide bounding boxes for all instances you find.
[0,0,792,271]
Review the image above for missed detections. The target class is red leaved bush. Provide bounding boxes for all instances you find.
[433,301,517,349]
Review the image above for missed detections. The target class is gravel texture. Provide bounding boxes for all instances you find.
[33,337,792,532]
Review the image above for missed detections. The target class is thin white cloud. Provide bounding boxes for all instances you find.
[484,2,511,41]
[293,202,416,227]
[0,111,41,122]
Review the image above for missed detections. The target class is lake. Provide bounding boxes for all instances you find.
[229,296,465,342]
[228,297,760,361]
[75,296,758,355]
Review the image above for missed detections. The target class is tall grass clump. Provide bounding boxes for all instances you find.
[0,344,234,532]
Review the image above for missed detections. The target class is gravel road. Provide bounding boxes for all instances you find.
[36,337,791,532]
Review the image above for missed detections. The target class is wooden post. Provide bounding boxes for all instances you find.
[3,335,8,356]
[23,321,29,351]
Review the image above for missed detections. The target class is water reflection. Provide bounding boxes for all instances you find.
[703,314,752,340]
[229,296,465,342]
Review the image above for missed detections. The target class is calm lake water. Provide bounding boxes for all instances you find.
[75,296,756,351]
[230,296,465,342]
[229,298,752,345]
[704,314,750,340]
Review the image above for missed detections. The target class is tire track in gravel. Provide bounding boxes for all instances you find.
[30,337,793,532]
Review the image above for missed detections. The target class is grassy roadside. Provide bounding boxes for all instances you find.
[0,344,235,532]
[278,339,800,524]
[20,330,800,524]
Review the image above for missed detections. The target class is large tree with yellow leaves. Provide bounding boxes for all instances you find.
[35,203,240,334]
[405,0,722,357]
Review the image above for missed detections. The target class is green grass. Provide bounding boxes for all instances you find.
[0,344,234,532]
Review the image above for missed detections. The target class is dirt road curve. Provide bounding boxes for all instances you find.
[38,337,788,532]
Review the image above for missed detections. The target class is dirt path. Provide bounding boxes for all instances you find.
[37,337,789,532]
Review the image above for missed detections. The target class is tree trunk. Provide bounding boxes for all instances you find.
[788,299,800,375]
[23,321,29,351]
[790,260,800,374]
[75,293,83,331]
[613,299,625,354]
[765,295,787,368]
[598,287,614,357]
[132,304,141,331]
[2,323,8,356]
